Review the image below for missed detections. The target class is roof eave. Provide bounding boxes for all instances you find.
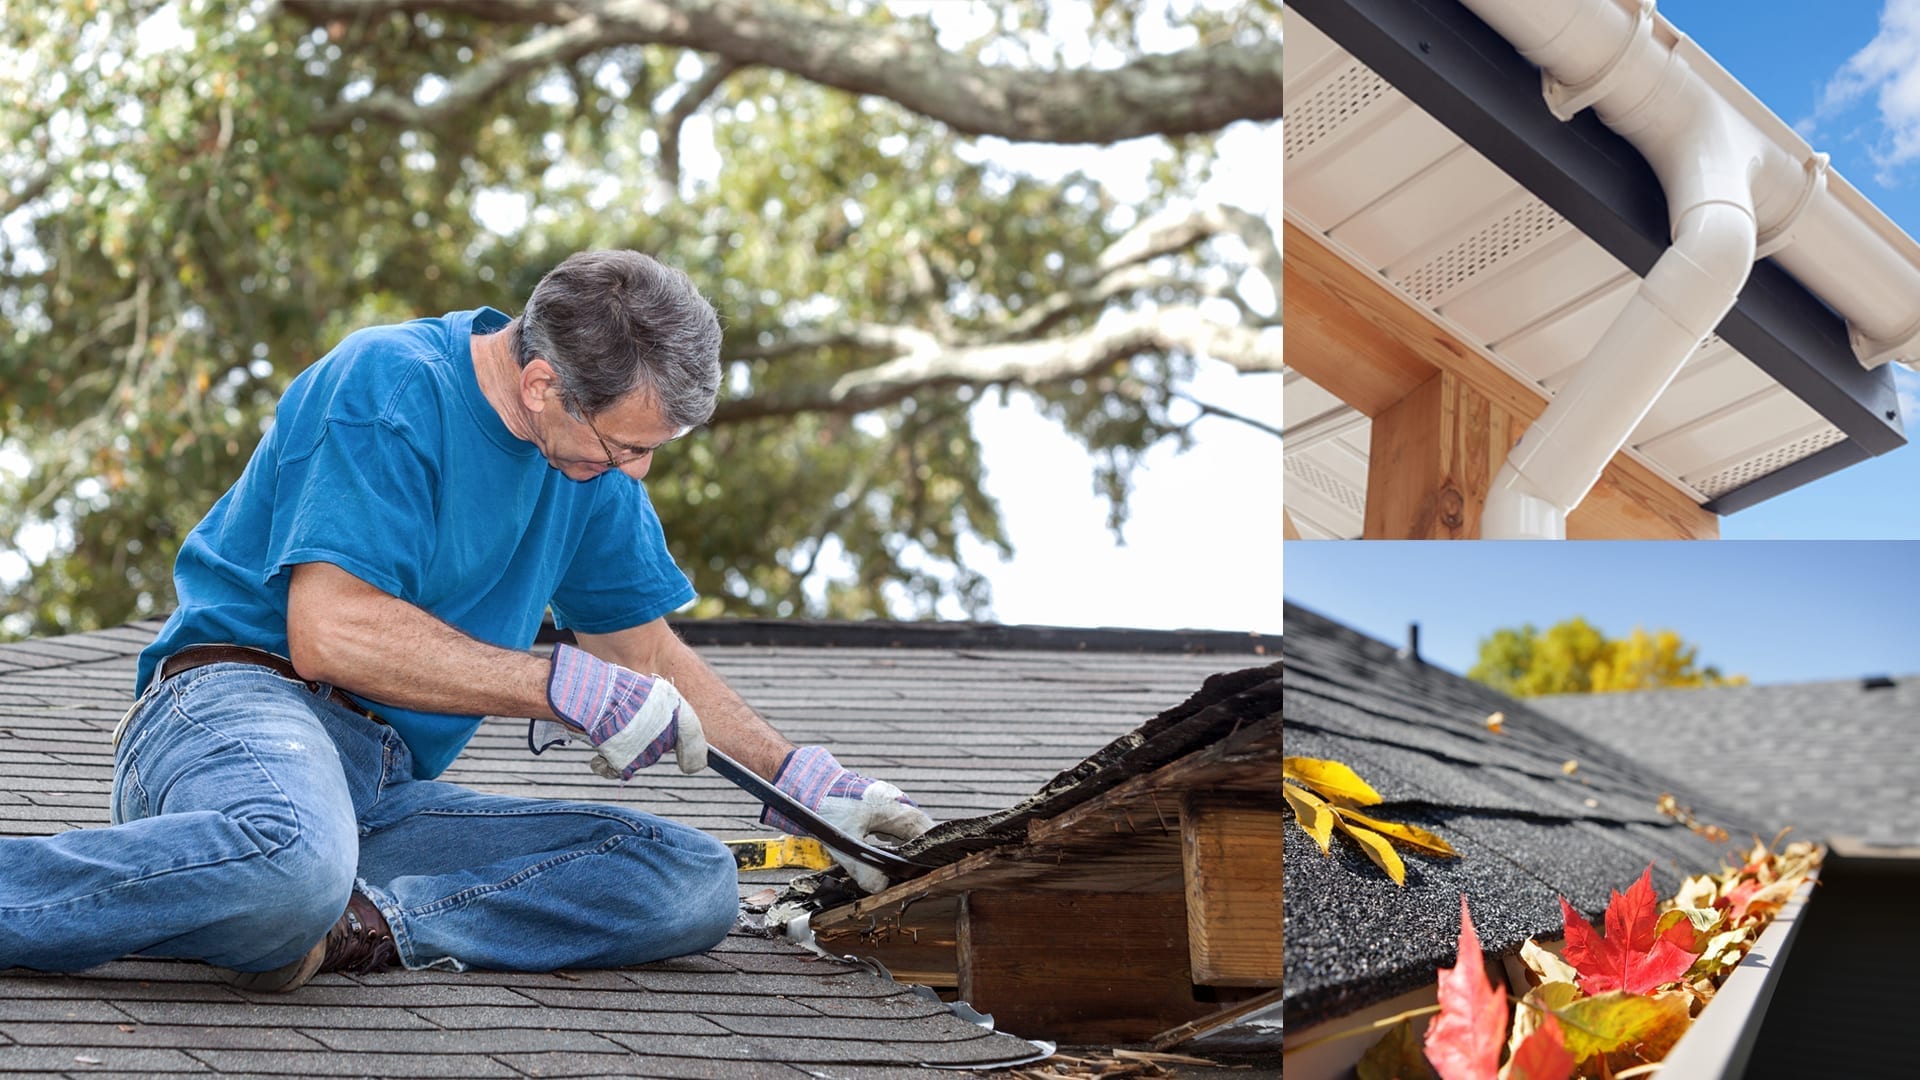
[1288,0,1908,513]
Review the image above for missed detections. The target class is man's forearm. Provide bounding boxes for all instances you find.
[649,637,795,780]
[286,561,561,723]
[575,622,795,780]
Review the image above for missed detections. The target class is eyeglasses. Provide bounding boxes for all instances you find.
[582,411,663,470]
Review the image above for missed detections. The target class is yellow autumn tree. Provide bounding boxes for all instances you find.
[1468,619,1747,697]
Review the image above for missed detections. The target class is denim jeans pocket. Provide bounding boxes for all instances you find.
[111,757,149,825]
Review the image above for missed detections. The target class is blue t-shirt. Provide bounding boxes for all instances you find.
[138,306,697,778]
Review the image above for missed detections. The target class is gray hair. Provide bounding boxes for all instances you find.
[513,250,722,429]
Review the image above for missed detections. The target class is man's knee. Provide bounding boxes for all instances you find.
[609,820,736,956]
[235,809,358,940]
[678,831,739,953]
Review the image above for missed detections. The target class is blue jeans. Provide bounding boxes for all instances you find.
[0,662,738,974]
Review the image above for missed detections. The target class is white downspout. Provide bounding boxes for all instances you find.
[1462,0,1771,538]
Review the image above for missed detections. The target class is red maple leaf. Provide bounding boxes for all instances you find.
[1425,896,1507,1080]
[1559,864,1698,995]
[1722,880,1763,923]
[1506,1014,1575,1080]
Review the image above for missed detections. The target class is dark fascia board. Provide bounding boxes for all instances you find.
[1291,0,1907,475]
[541,617,1278,655]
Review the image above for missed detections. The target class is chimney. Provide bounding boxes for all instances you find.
[1398,622,1422,664]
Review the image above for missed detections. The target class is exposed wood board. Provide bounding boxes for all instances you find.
[814,895,962,990]
[958,890,1211,1045]
[1363,371,1520,539]
[812,707,1281,932]
[1182,795,1282,987]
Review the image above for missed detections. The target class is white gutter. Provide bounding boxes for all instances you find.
[1459,0,1920,538]
[1656,871,1818,1078]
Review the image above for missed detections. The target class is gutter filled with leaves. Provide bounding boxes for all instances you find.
[1284,753,1822,1080]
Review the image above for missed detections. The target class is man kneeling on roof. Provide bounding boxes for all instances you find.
[0,251,933,991]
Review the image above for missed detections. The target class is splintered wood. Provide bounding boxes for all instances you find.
[1010,1048,1244,1079]
[806,668,1281,1045]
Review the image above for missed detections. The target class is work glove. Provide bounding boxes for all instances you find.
[528,643,707,779]
[765,746,935,894]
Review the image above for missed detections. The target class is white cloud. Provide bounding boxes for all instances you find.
[1807,0,1920,182]
[1895,363,1920,425]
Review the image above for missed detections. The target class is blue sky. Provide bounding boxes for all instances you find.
[1652,0,1920,536]
[1283,541,1920,684]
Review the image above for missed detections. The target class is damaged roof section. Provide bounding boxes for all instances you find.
[792,662,1282,1053]
[1282,604,1762,1029]
[0,619,1259,1077]
[1536,675,1920,847]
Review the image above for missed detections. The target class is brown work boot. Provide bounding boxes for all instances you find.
[229,891,399,993]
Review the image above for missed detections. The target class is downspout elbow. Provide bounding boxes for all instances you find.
[1482,200,1757,538]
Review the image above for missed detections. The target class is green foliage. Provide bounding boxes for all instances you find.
[0,0,1277,637]
[1468,618,1747,697]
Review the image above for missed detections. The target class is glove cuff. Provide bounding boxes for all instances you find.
[547,643,611,730]
[761,745,840,833]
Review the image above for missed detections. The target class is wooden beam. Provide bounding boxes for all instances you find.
[1181,795,1282,987]
[1285,221,1442,416]
[1572,458,1720,539]
[959,890,1213,1043]
[1283,510,1302,540]
[1363,371,1521,539]
[1286,221,1718,539]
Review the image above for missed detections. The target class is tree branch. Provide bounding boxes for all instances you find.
[656,54,743,195]
[1175,392,1283,440]
[711,305,1280,425]
[318,13,611,130]
[730,321,940,361]
[284,0,1283,143]
[996,202,1279,341]
[2,169,53,219]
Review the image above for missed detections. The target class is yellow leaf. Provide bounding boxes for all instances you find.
[1330,805,1459,857]
[1284,756,1384,806]
[1551,991,1691,1062]
[1693,926,1754,976]
[1283,781,1336,855]
[1674,873,1719,910]
[1509,981,1579,1063]
[1337,820,1406,886]
[1358,1017,1437,1080]
[1655,905,1724,950]
[1486,711,1506,734]
[1561,760,1579,775]
[1519,939,1580,986]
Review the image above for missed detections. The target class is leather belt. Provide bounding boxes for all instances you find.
[158,644,384,724]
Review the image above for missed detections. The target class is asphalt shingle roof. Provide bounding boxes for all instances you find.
[0,619,1255,1077]
[1282,604,1762,1029]
[1534,675,1920,846]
